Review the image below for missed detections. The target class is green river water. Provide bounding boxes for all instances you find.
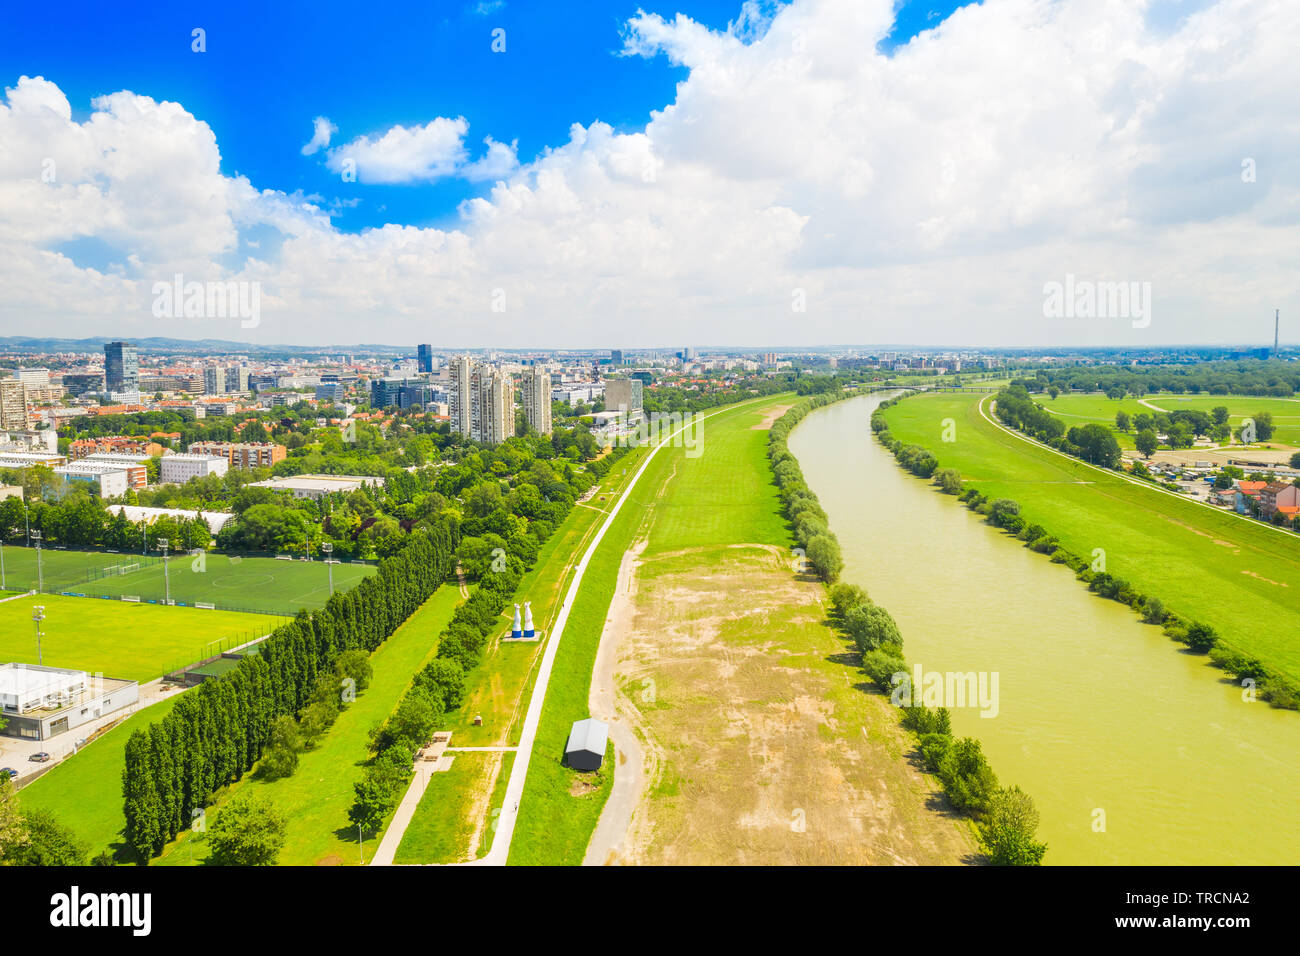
[788,392,1300,865]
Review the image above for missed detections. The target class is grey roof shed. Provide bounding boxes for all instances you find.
[565,717,609,771]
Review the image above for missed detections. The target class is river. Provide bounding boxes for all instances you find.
[788,392,1300,865]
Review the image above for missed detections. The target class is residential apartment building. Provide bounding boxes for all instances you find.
[79,454,150,489]
[187,440,286,469]
[0,380,28,430]
[448,357,514,445]
[53,461,131,498]
[605,378,644,418]
[521,368,552,435]
[1260,481,1300,521]
[69,436,165,459]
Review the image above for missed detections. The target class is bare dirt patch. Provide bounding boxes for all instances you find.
[610,544,975,865]
[752,405,795,430]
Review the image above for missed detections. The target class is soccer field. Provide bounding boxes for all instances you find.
[0,546,376,615]
[0,594,276,682]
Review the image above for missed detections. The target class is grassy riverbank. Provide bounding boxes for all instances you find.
[881,390,1300,683]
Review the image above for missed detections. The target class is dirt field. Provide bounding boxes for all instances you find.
[607,543,977,865]
[751,404,795,430]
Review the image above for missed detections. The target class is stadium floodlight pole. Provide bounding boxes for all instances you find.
[31,530,42,593]
[32,605,44,665]
[159,537,170,604]
[322,541,334,594]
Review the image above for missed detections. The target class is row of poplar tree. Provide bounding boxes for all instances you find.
[121,518,458,860]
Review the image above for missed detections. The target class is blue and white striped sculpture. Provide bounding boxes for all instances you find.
[523,601,535,638]
[511,603,523,639]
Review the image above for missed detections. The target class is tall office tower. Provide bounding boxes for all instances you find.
[417,343,434,373]
[610,349,624,365]
[478,367,515,445]
[0,379,28,430]
[605,378,644,418]
[204,367,223,395]
[103,341,139,392]
[448,355,474,437]
[521,368,552,435]
[224,365,250,393]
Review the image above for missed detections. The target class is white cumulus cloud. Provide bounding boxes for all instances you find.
[0,0,1297,348]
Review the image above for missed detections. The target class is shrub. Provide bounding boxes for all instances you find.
[860,646,908,693]
[918,732,953,772]
[937,737,999,814]
[805,534,843,582]
[980,786,1047,866]
[1184,621,1219,652]
[843,602,903,655]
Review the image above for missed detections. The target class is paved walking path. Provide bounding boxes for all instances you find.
[368,760,440,866]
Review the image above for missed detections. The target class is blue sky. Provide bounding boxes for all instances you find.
[8,0,1276,348]
[1,0,971,235]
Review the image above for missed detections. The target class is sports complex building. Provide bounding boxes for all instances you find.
[0,663,138,741]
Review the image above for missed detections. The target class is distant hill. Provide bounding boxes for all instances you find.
[0,336,411,355]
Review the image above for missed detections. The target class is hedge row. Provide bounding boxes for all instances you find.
[777,392,1046,864]
[122,520,459,860]
[767,389,859,581]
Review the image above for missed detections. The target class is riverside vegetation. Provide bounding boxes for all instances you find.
[770,388,1047,865]
[889,387,1299,711]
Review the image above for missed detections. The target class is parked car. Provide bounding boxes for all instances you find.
[0,768,17,779]
[29,752,51,763]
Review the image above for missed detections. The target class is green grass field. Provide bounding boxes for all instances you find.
[15,693,185,857]
[0,594,274,681]
[1039,392,1300,448]
[392,752,490,865]
[883,391,1300,681]
[153,585,465,866]
[0,546,375,615]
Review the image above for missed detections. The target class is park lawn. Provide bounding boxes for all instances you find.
[392,752,488,864]
[0,547,376,615]
[0,594,275,681]
[393,448,648,864]
[883,391,1300,681]
[507,395,791,865]
[16,692,184,858]
[152,584,465,866]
